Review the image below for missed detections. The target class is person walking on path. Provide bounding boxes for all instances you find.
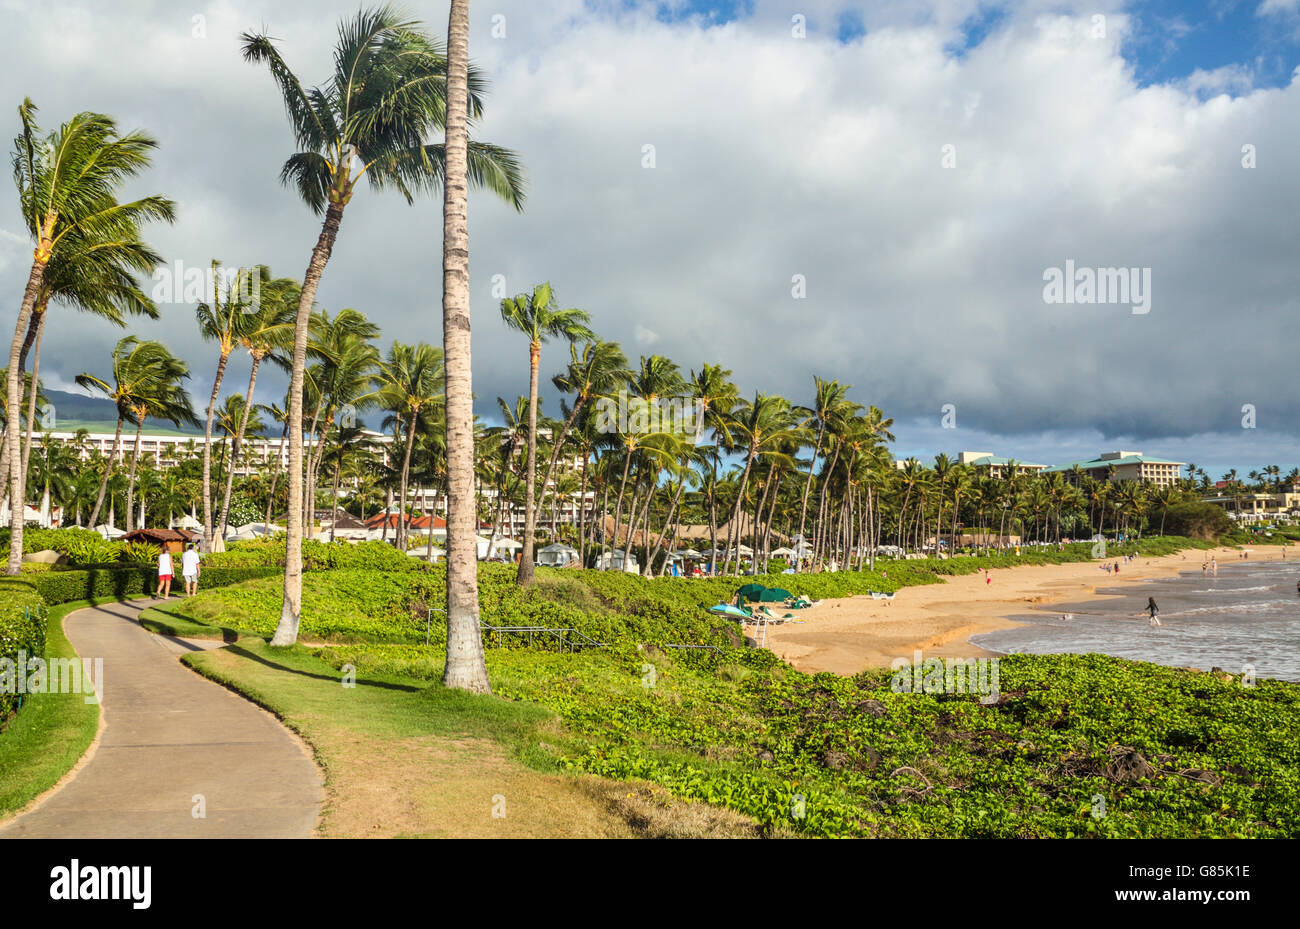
[181,543,201,597]
[157,548,174,600]
[1145,597,1161,626]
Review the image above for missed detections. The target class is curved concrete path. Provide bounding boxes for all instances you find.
[0,599,321,838]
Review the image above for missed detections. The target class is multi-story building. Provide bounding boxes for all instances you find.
[1044,451,1184,488]
[956,451,1048,478]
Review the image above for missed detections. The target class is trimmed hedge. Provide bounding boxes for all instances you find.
[203,538,424,572]
[0,585,49,721]
[11,565,281,606]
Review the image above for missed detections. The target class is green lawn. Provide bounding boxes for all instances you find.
[183,639,760,837]
[0,599,107,819]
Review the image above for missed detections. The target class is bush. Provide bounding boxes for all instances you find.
[205,538,422,572]
[7,565,281,607]
[0,585,48,722]
[121,541,161,564]
[1163,502,1233,540]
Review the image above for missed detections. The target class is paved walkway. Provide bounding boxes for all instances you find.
[0,599,322,838]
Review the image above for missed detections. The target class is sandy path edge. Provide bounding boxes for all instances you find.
[762,545,1290,677]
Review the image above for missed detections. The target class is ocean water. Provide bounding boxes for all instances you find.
[972,560,1300,682]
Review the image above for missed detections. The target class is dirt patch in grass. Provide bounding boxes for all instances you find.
[189,641,757,838]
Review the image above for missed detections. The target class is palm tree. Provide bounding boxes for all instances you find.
[13,224,164,503]
[498,283,594,585]
[537,339,628,536]
[374,342,444,550]
[440,0,492,692]
[721,393,799,575]
[215,274,298,541]
[244,4,525,647]
[195,262,261,551]
[7,100,174,573]
[75,337,193,529]
[796,377,850,543]
[688,364,739,568]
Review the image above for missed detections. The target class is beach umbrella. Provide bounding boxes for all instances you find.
[736,583,766,603]
[770,547,797,558]
[759,587,793,602]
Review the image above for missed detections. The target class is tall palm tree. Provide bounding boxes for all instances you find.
[796,377,850,543]
[374,341,444,549]
[75,337,193,529]
[440,0,492,692]
[195,262,260,552]
[537,339,628,533]
[244,4,525,647]
[7,100,174,572]
[499,283,594,585]
[721,393,799,575]
[12,224,164,502]
[216,272,298,540]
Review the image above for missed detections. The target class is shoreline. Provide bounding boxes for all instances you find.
[763,545,1291,676]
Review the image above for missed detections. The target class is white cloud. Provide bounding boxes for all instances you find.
[0,0,1296,472]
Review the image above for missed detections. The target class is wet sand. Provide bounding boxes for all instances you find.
[763,545,1290,676]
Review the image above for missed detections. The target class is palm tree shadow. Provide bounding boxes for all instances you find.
[142,605,242,643]
[224,643,421,693]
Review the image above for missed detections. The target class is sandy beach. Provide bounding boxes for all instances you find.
[763,545,1294,676]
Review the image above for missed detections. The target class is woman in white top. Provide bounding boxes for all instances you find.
[157,549,174,600]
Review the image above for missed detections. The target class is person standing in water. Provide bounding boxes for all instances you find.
[1145,597,1161,626]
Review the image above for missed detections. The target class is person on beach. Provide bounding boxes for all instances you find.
[157,548,174,600]
[1211,558,1218,576]
[1145,597,1161,626]
[181,543,201,596]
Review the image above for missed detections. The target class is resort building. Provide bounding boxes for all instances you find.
[956,452,1048,478]
[1203,489,1300,524]
[1044,451,1184,488]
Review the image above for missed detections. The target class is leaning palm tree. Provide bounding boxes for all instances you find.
[499,283,594,585]
[6,99,174,573]
[243,4,525,647]
[216,274,298,540]
[441,0,492,692]
[75,337,192,529]
[373,341,444,550]
[11,225,165,504]
[537,339,628,533]
[195,262,261,552]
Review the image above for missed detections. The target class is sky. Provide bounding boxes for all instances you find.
[1,0,1298,480]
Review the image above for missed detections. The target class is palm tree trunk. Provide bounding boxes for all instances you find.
[440,0,491,692]
[398,415,417,550]
[515,343,542,585]
[270,196,346,647]
[219,357,262,540]
[201,351,230,553]
[5,254,48,573]
[19,307,47,496]
[126,419,144,532]
[796,421,825,542]
[265,419,288,528]
[87,417,125,528]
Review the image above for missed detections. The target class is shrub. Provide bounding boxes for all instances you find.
[1163,502,1233,540]
[12,565,280,607]
[121,541,161,564]
[0,585,48,722]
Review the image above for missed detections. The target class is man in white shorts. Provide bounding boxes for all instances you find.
[181,543,201,596]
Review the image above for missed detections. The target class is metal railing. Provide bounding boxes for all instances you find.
[478,623,607,652]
